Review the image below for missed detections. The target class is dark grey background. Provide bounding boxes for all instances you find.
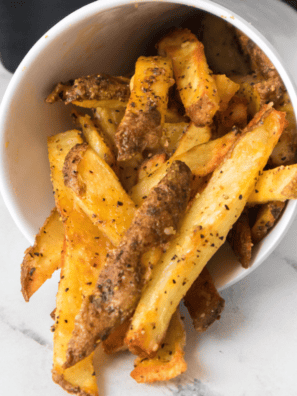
[0,0,297,73]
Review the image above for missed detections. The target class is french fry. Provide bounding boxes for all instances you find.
[102,318,131,355]
[202,14,251,76]
[227,210,253,268]
[270,93,297,166]
[21,208,64,302]
[129,130,238,206]
[251,201,286,243]
[125,106,286,358]
[183,268,225,332]
[216,95,248,137]
[231,74,285,117]
[93,106,125,151]
[248,164,297,205]
[130,309,187,383]
[48,130,112,396]
[137,153,167,182]
[63,144,136,246]
[235,29,278,78]
[46,74,130,107]
[173,122,211,157]
[116,56,174,161]
[157,28,220,126]
[72,110,116,168]
[213,74,240,112]
[161,122,189,154]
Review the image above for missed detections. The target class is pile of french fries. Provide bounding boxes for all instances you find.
[21,14,297,396]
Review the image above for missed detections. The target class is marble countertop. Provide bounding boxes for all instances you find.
[1,61,297,396]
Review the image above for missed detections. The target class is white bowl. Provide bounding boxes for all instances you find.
[0,0,297,291]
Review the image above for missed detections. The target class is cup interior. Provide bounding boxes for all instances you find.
[0,0,296,291]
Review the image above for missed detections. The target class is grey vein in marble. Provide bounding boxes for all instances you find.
[170,379,222,396]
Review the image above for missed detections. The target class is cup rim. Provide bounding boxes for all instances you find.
[1,0,297,291]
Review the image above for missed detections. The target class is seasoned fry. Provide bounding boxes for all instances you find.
[270,94,297,166]
[173,122,211,157]
[251,201,286,243]
[48,130,112,396]
[125,106,286,358]
[184,268,225,332]
[102,318,131,355]
[227,211,253,268]
[129,130,238,206]
[63,144,136,246]
[116,56,174,161]
[130,309,187,383]
[213,74,240,112]
[231,74,285,117]
[202,14,251,76]
[161,122,189,154]
[138,153,167,181]
[157,28,220,126]
[216,96,248,137]
[21,208,64,301]
[235,29,278,78]
[46,74,130,107]
[248,164,297,205]
[64,161,192,368]
[72,110,116,168]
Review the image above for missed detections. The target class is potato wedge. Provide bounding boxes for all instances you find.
[251,201,286,243]
[248,164,297,205]
[130,309,187,383]
[173,122,211,157]
[72,110,116,168]
[157,28,220,126]
[125,105,286,357]
[235,29,278,78]
[64,161,191,368]
[184,268,225,332]
[129,130,238,206]
[213,74,240,112]
[161,122,189,154]
[270,94,297,166]
[116,56,174,161]
[138,153,167,182]
[21,207,64,302]
[231,74,285,117]
[216,95,248,137]
[48,130,112,396]
[46,74,130,107]
[227,210,253,268]
[202,14,251,76]
[63,144,136,246]
[102,318,131,355]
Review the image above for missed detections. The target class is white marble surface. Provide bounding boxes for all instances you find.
[1,61,297,396]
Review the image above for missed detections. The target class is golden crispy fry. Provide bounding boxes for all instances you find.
[270,93,297,166]
[138,153,167,181]
[173,123,211,157]
[102,318,131,355]
[231,74,285,117]
[116,56,174,161]
[21,208,64,302]
[130,309,187,383]
[235,29,278,78]
[248,164,297,205]
[46,74,130,107]
[213,74,240,112]
[48,130,111,396]
[125,106,286,358]
[251,201,286,244]
[63,144,136,246]
[129,130,237,206]
[161,122,189,154]
[202,14,251,76]
[72,110,116,168]
[216,96,248,137]
[184,268,225,332]
[157,28,220,126]
[227,210,253,268]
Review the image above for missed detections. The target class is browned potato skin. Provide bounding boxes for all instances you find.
[21,208,64,301]
[65,161,192,368]
[236,30,278,79]
[46,74,130,105]
[102,318,131,355]
[184,268,225,332]
[227,210,253,269]
[251,201,286,244]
